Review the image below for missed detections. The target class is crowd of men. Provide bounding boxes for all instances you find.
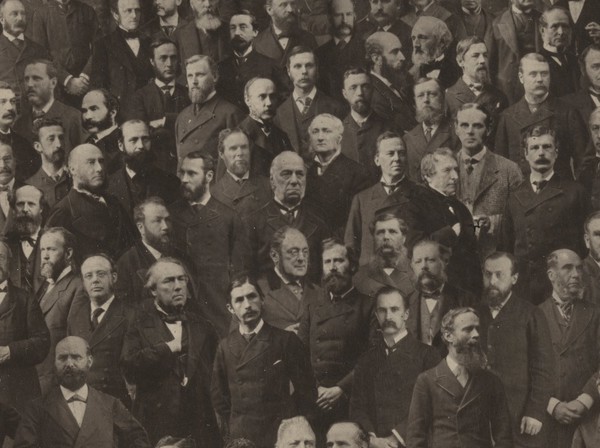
[0,0,600,445]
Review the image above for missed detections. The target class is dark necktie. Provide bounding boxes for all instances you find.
[336,39,347,51]
[258,121,272,135]
[243,333,255,343]
[91,308,104,331]
[554,299,573,323]
[533,179,548,193]
[300,96,312,115]
[162,25,175,36]
[67,394,86,403]
[382,181,401,194]
[465,157,479,174]
[468,83,483,95]
[121,29,140,39]
[161,312,187,324]
[422,289,442,300]
[424,126,433,142]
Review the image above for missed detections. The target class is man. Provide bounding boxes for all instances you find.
[410,16,462,90]
[89,0,153,103]
[0,82,39,181]
[402,0,466,46]
[305,114,371,233]
[170,152,250,337]
[67,254,134,406]
[476,251,554,448]
[126,37,190,174]
[273,417,317,448]
[274,46,345,157]
[122,258,220,445]
[555,0,600,55]
[245,151,330,280]
[81,89,122,174]
[175,0,229,66]
[252,0,317,69]
[351,286,440,447]
[404,78,458,183]
[107,119,179,215]
[35,227,82,396]
[539,249,600,448]
[212,275,316,448]
[500,125,588,304]
[142,0,188,38]
[14,60,85,152]
[211,128,272,219]
[259,226,320,332]
[316,0,365,101]
[175,54,245,161]
[217,11,282,112]
[14,336,150,447]
[5,185,44,293]
[495,53,589,179]
[583,211,600,305]
[400,148,482,295]
[364,31,415,133]
[0,0,49,105]
[340,67,391,179]
[345,131,417,266]
[0,240,50,412]
[563,44,600,127]
[355,0,411,52]
[539,7,579,98]
[30,0,99,104]
[407,307,513,447]
[298,239,374,432]
[0,141,24,234]
[326,422,369,448]
[488,0,542,104]
[353,213,414,298]
[454,103,523,257]
[45,144,138,259]
[453,0,494,41]
[445,36,508,137]
[239,77,292,178]
[27,118,70,208]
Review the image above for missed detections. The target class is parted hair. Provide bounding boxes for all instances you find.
[484,251,519,275]
[227,273,264,304]
[455,36,486,63]
[454,102,492,130]
[374,285,409,310]
[521,124,557,153]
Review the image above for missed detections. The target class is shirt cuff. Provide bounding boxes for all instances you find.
[577,393,594,410]
[391,429,405,446]
[80,73,90,81]
[64,74,73,87]
[547,397,560,416]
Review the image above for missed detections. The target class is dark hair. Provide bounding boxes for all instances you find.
[413,77,443,95]
[84,88,120,115]
[454,102,492,130]
[455,36,486,63]
[230,10,258,30]
[118,119,149,143]
[321,238,358,274]
[182,151,216,173]
[410,239,451,264]
[32,117,64,141]
[227,273,263,304]
[374,285,409,310]
[484,251,519,275]
[521,124,557,153]
[342,67,370,88]
[218,128,249,154]
[149,37,178,58]
[375,131,404,154]
[584,210,600,233]
[369,212,408,236]
[26,59,58,79]
[81,252,117,273]
[286,45,316,69]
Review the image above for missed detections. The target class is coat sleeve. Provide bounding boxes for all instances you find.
[210,342,232,425]
[406,373,433,448]
[89,38,109,89]
[13,401,42,448]
[349,356,376,433]
[490,373,514,448]
[112,397,151,448]
[344,194,363,256]
[285,332,317,416]
[8,293,50,366]
[494,112,510,160]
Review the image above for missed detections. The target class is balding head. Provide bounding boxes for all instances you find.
[276,417,315,448]
[55,336,92,391]
[68,144,106,193]
[412,16,452,64]
[547,249,583,302]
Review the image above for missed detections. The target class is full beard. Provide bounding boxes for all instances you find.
[83,113,113,133]
[322,271,352,295]
[41,258,67,281]
[483,286,509,308]
[195,13,222,31]
[145,231,171,254]
[375,245,406,268]
[189,83,213,104]
[351,99,370,115]
[471,67,490,84]
[416,270,445,293]
[125,150,154,174]
[416,104,444,125]
[454,340,487,371]
[382,62,410,92]
[15,214,40,236]
[181,181,207,202]
[57,366,87,391]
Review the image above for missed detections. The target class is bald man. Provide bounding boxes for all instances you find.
[45,144,137,259]
[14,336,150,448]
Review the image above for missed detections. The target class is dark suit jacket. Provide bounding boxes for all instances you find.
[0,283,50,411]
[174,21,229,69]
[562,89,598,128]
[212,322,316,448]
[402,3,468,45]
[476,295,554,447]
[106,165,180,215]
[353,259,415,299]
[121,302,220,446]
[369,74,416,133]
[274,90,346,157]
[35,270,83,396]
[25,167,70,208]
[583,255,600,306]
[414,55,462,91]
[305,153,372,234]
[258,270,321,332]
[455,7,494,41]
[93,126,123,175]
[253,26,317,69]
[539,297,600,448]
[169,197,250,338]
[90,30,153,103]
[539,47,579,98]
[5,231,43,294]
[350,334,440,440]
[399,185,482,295]
[0,402,19,445]
[13,386,150,448]
[175,94,245,160]
[45,189,138,260]
[2,131,40,182]
[210,173,272,219]
[495,96,590,178]
[141,15,188,40]
[407,359,513,448]
[67,295,134,405]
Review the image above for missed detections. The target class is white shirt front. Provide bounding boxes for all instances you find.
[21,228,40,259]
[2,30,24,42]
[120,26,140,55]
[568,0,585,23]
[530,170,554,192]
[293,87,317,111]
[0,280,7,308]
[240,318,264,336]
[0,177,15,217]
[60,384,89,427]
[273,24,289,49]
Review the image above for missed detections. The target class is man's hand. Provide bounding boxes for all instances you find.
[316,386,344,411]
[166,339,181,353]
[553,401,581,424]
[520,416,542,435]
[369,435,399,448]
[452,222,461,236]
[0,346,9,363]
[66,77,89,96]
[566,400,588,417]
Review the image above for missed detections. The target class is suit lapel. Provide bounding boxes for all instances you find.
[474,152,499,203]
[184,316,206,380]
[497,11,519,56]
[74,389,102,447]
[236,324,271,369]
[458,370,483,411]
[46,388,81,442]
[433,360,464,399]
[39,273,76,315]
[540,299,563,348]
[453,79,476,104]
[179,97,219,140]
[90,300,126,348]
[514,178,562,213]
[563,301,593,351]
[109,32,135,73]
[277,98,299,150]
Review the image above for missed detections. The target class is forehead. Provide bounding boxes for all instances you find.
[412,243,439,258]
[282,230,308,248]
[433,155,457,169]
[588,218,600,232]
[327,423,357,441]
[122,122,149,137]
[526,134,555,147]
[0,144,13,157]
[39,125,64,136]
[181,157,205,172]
[522,59,549,72]
[281,424,315,442]
[155,262,186,279]
[82,91,107,107]
[56,340,87,356]
[272,0,294,7]
[590,112,600,127]
[323,244,348,260]
[585,48,600,65]
[0,89,15,100]
[14,187,42,203]
[345,73,370,86]
[25,63,49,76]
[377,291,405,308]
[456,108,487,124]
[464,42,487,56]
[223,131,249,147]
[275,155,305,172]
[545,9,569,23]
[81,256,112,272]
[415,80,440,94]
[154,42,177,55]
[331,0,353,12]
[484,256,512,272]
[2,0,24,12]
[72,146,103,162]
[453,312,479,329]
[118,0,140,9]
[378,137,404,152]
[554,252,581,268]
[375,218,402,231]
[310,116,335,129]
[231,282,258,299]
[412,21,434,36]
[143,202,169,218]
[381,34,401,50]
[230,14,253,25]
[248,79,275,95]
[188,59,211,73]
[40,232,64,246]
[289,52,315,65]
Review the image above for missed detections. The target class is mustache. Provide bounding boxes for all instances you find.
[381,320,398,329]
[1,112,15,121]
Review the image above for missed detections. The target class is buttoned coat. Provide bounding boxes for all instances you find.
[583,255,600,307]
[538,298,600,448]
[407,359,513,448]
[122,302,220,446]
[175,94,245,160]
[0,283,50,411]
[350,334,440,440]
[67,295,135,405]
[169,197,250,338]
[369,75,416,134]
[25,167,70,208]
[476,295,554,447]
[404,117,459,183]
[211,322,316,448]
[495,96,590,179]
[274,90,346,157]
[253,26,317,69]
[45,189,138,260]
[488,8,542,105]
[35,270,83,396]
[258,270,321,332]
[13,386,150,448]
[210,174,272,220]
[539,47,579,98]
[353,259,415,299]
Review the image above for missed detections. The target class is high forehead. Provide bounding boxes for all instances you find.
[274,153,305,172]
[56,338,88,356]
[310,115,336,130]
[71,145,103,163]
[381,33,401,50]
[415,80,441,94]
[584,47,600,65]
[223,131,250,147]
[331,0,354,13]
[1,0,25,13]
[82,91,107,107]
[590,110,600,126]
[40,231,65,246]
[282,229,308,248]
[118,0,141,10]
[187,58,211,73]
[154,42,178,55]
[453,311,479,329]
[526,133,555,147]
[281,423,315,442]
[378,137,404,152]
[181,156,205,172]
[231,281,259,299]
[39,124,64,137]
[272,0,295,8]
[484,256,512,272]
[155,261,186,278]
[456,107,487,124]
[143,202,169,218]
[121,121,149,137]
[433,154,457,169]
[248,78,276,96]
[230,13,253,25]
[464,42,487,57]
[327,423,358,441]
[323,244,348,259]
[289,52,315,65]
[554,250,581,267]
[344,72,370,87]
[25,63,49,77]
[81,256,112,272]
[588,217,600,232]
[544,8,569,24]
[377,290,405,309]
[374,218,403,231]
[412,242,440,258]
[0,143,13,157]
[412,20,435,36]
[14,185,42,203]
[521,58,549,72]
[0,88,16,100]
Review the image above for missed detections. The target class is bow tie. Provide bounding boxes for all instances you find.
[67,394,86,403]
[20,236,36,246]
[120,29,140,39]
[468,83,483,93]
[161,312,187,324]
[277,31,291,39]
[0,133,12,144]
[275,201,299,214]
[422,60,443,72]
[422,289,442,300]
[0,184,10,192]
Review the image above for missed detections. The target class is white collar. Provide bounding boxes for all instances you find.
[118,25,139,37]
[240,318,264,335]
[446,355,462,375]
[511,5,530,15]
[543,43,563,54]
[314,148,341,168]
[3,31,24,42]
[422,121,440,134]
[385,329,407,347]
[0,178,15,190]
[227,170,250,182]
[462,5,481,15]
[272,23,285,36]
[490,291,512,311]
[530,170,554,184]
[329,286,354,301]
[42,165,65,179]
[274,266,298,285]
[125,165,137,179]
[60,384,89,401]
[34,98,55,116]
[0,280,7,291]
[333,36,350,45]
[350,109,371,125]
[552,290,570,304]
[90,295,115,313]
[380,174,405,185]
[233,46,253,58]
[142,241,163,260]
[370,70,392,88]
[293,87,317,102]
[189,192,211,207]
[94,124,118,141]
[159,13,179,27]
[460,146,487,162]
[155,78,175,89]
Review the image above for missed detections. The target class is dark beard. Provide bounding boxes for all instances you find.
[382,62,410,92]
[15,214,40,236]
[57,366,87,391]
[322,271,352,295]
[454,340,487,371]
[231,36,252,53]
[375,245,403,267]
[145,231,171,254]
[181,181,206,202]
[416,270,444,293]
[125,150,154,174]
[83,113,113,133]
[41,257,67,280]
[351,99,370,115]
[483,286,509,308]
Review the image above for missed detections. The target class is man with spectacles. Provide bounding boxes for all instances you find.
[66,253,135,407]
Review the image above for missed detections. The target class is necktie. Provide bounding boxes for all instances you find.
[465,157,479,174]
[0,184,10,192]
[161,312,187,324]
[121,29,140,39]
[259,121,272,135]
[422,289,442,300]
[235,56,247,66]
[243,333,255,343]
[554,299,573,323]
[424,126,433,142]
[468,83,483,95]
[91,307,104,330]
[331,294,342,303]
[67,394,86,403]
[12,38,24,51]
[381,181,400,194]
[336,39,347,51]
[162,25,175,36]
[533,179,548,193]
[288,281,303,300]
[236,178,246,186]
[300,96,312,115]
[21,236,36,247]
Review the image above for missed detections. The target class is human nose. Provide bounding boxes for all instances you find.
[471,328,479,339]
